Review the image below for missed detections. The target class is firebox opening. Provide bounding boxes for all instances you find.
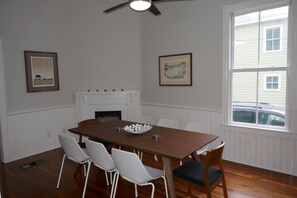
[95,111,122,122]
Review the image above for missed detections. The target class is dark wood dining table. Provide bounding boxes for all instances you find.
[68,119,218,198]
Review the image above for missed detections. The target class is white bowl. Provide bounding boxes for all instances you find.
[123,124,152,134]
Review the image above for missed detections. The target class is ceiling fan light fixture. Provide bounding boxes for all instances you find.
[129,0,151,11]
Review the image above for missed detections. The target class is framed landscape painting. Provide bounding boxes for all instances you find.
[159,53,192,86]
[24,51,59,92]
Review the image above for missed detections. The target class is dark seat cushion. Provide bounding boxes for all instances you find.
[173,160,222,186]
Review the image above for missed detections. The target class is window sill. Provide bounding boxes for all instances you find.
[221,123,297,139]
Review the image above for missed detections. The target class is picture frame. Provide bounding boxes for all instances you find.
[24,51,59,92]
[159,53,192,86]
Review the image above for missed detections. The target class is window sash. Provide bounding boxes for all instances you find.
[230,4,288,127]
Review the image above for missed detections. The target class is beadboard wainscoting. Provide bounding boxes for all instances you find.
[3,103,297,176]
[142,103,297,176]
[4,105,76,163]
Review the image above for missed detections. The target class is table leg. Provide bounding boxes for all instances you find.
[191,152,199,161]
[79,135,82,145]
[162,157,176,198]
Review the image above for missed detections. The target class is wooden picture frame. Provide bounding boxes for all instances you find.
[159,53,192,86]
[24,51,59,92]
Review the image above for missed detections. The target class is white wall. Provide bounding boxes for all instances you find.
[141,0,248,110]
[0,0,143,162]
[140,0,297,177]
[0,0,142,113]
[0,39,7,162]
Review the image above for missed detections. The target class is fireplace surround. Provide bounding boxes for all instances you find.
[75,90,141,123]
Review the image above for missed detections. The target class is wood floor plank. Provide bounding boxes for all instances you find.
[0,148,296,198]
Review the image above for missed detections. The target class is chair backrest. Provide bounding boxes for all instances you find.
[157,118,179,129]
[112,148,152,184]
[204,141,225,167]
[184,122,210,134]
[78,118,100,127]
[58,134,90,163]
[85,140,115,171]
[133,115,154,125]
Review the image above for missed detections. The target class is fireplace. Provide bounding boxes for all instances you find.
[95,111,122,121]
[75,90,141,122]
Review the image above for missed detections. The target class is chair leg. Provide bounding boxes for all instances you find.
[222,176,228,198]
[179,160,183,166]
[139,151,143,161]
[149,183,155,198]
[110,172,113,184]
[162,176,169,198]
[134,184,138,197]
[104,171,109,186]
[82,161,91,198]
[110,172,119,198]
[56,154,66,189]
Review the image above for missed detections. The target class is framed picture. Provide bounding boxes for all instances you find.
[159,53,192,86]
[24,51,59,92]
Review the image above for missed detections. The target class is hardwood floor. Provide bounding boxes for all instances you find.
[0,148,296,198]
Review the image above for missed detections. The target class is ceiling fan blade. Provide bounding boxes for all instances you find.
[103,2,129,14]
[148,3,161,15]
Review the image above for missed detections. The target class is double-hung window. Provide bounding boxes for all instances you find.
[223,0,296,130]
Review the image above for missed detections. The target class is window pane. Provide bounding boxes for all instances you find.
[273,76,278,82]
[274,28,280,38]
[273,84,278,89]
[232,72,257,102]
[260,6,288,67]
[234,12,259,69]
[266,29,273,39]
[266,40,273,51]
[232,72,257,124]
[273,40,280,50]
[259,71,286,117]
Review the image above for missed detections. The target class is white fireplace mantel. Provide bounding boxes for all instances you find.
[75,90,141,122]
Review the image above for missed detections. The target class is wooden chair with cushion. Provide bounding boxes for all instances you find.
[173,141,228,198]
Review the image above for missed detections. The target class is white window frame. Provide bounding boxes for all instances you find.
[264,25,283,52]
[223,0,297,133]
[264,74,281,91]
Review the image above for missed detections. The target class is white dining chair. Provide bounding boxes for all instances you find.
[57,134,92,198]
[111,148,168,198]
[180,122,211,165]
[154,118,179,161]
[85,140,117,189]
[185,122,211,155]
[157,118,179,129]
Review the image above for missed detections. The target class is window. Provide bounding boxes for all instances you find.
[264,75,280,91]
[222,0,295,130]
[264,26,282,52]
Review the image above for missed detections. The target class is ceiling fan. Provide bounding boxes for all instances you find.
[103,0,178,16]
